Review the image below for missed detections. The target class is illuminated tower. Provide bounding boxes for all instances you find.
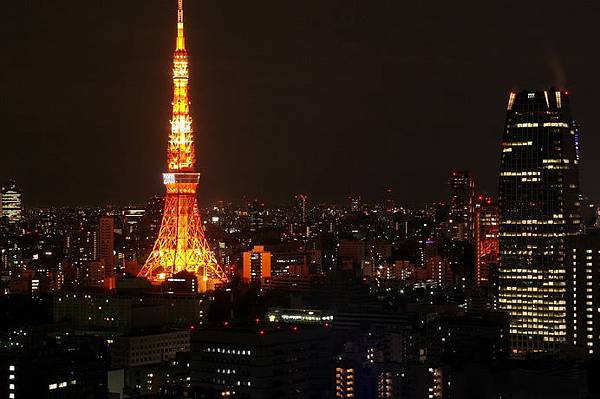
[498,89,581,353]
[138,0,227,291]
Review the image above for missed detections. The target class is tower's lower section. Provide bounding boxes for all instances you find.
[138,173,227,292]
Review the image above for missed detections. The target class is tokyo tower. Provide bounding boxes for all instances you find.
[138,0,227,291]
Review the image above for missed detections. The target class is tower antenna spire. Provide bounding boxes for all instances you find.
[176,0,185,50]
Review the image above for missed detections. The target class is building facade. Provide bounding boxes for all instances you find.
[242,246,272,284]
[565,230,600,355]
[99,215,115,282]
[474,196,499,288]
[1,180,22,224]
[190,326,332,398]
[53,292,207,333]
[497,89,581,352]
[111,330,190,368]
[448,171,475,242]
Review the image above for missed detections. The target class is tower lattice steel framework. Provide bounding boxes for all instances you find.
[138,0,227,291]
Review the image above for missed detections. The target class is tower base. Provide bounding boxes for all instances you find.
[138,187,227,292]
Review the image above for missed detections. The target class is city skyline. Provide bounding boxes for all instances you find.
[2,1,600,206]
[3,2,600,396]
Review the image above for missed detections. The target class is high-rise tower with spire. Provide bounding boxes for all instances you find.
[138,0,227,291]
[498,89,581,353]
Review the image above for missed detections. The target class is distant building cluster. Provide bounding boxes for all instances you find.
[0,88,600,398]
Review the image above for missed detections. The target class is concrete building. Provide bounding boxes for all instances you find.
[53,292,207,333]
[111,330,190,368]
[242,246,272,284]
[190,326,332,398]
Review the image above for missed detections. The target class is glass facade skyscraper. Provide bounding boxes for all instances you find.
[498,89,581,353]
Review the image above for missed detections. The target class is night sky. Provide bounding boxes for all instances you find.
[1,0,599,207]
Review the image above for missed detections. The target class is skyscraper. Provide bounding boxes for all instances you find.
[1,180,22,224]
[99,215,115,284]
[448,171,475,242]
[498,89,581,353]
[138,0,227,291]
[474,196,499,288]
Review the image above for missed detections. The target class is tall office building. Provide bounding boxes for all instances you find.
[474,196,499,288]
[498,89,581,352]
[99,215,115,283]
[448,171,475,241]
[1,180,22,223]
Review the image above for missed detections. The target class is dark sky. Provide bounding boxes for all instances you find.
[1,0,599,207]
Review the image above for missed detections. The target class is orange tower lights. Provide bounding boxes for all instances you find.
[138,0,227,292]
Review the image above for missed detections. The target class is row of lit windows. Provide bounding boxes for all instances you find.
[49,380,77,390]
[509,328,566,335]
[542,158,571,164]
[499,300,566,306]
[499,232,566,237]
[204,347,252,356]
[502,219,564,225]
[544,164,570,170]
[500,171,540,177]
[500,311,567,320]
[499,268,565,276]
[510,324,566,330]
[503,140,533,147]
[499,275,565,282]
[501,306,567,312]
[500,303,566,310]
[500,285,566,292]
[514,122,569,128]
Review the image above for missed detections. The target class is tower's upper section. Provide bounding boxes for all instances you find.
[176,0,185,51]
[499,88,580,228]
[167,0,195,173]
[506,89,571,114]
